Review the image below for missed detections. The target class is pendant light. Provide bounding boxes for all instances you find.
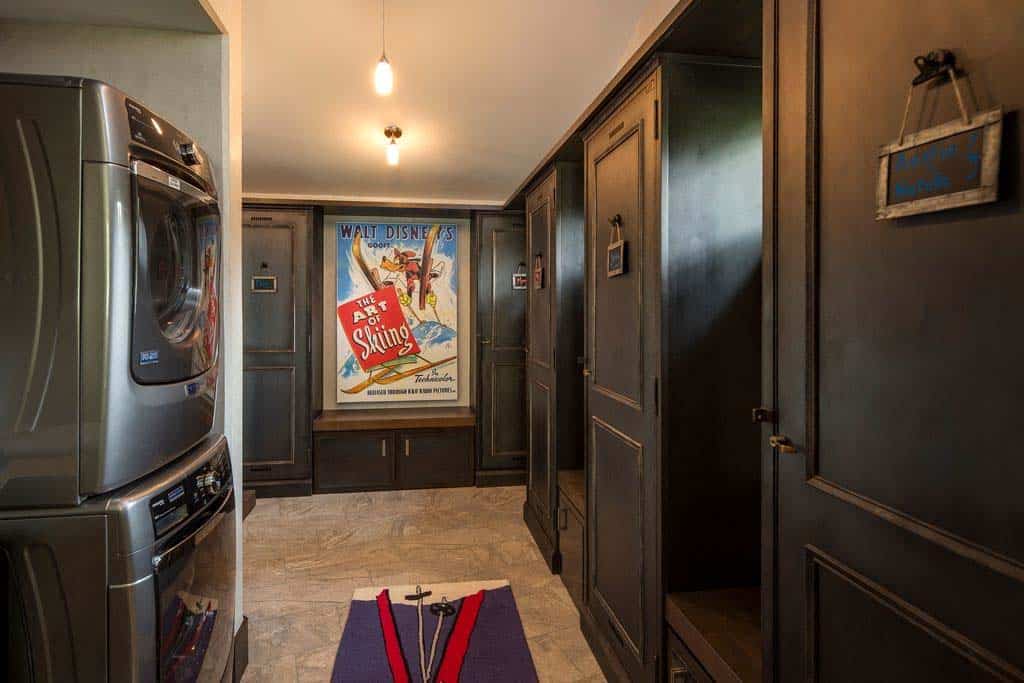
[374,0,394,95]
[385,125,401,166]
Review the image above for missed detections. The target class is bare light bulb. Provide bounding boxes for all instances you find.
[386,139,400,166]
[374,56,393,96]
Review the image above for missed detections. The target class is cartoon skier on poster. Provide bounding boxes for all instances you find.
[336,222,459,402]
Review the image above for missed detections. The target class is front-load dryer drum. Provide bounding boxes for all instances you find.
[131,160,220,385]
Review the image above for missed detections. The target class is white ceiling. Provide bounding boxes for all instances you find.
[0,0,222,33]
[242,0,665,205]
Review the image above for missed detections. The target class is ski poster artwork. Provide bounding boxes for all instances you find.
[336,221,459,403]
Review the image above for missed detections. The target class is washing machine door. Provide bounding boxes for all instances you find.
[132,161,220,385]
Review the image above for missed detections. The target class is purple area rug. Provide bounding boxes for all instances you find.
[331,580,538,682]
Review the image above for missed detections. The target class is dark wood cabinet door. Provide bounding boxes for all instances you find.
[768,2,1024,680]
[242,208,312,488]
[476,212,528,472]
[314,432,394,492]
[584,69,662,683]
[397,429,474,488]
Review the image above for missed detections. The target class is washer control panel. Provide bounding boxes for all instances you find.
[149,447,231,539]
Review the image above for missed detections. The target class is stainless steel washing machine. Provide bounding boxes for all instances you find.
[0,74,221,508]
[1,435,236,682]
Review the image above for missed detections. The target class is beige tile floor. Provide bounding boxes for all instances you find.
[241,486,606,682]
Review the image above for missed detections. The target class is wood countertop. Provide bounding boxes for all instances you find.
[665,587,761,683]
[314,407,476,432]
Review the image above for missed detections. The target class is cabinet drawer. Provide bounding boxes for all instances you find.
[314,431,395,492]
[667,629,712,683]
[557,492,585,609]
[397,429,474,489]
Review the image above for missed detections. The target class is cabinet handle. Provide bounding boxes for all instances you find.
[769,434,798,454]
[405,439,411,457]
[381,440,387,458]
[670,666,695,683]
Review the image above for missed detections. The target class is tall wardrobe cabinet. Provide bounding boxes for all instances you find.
[523,163,585,572]
[582,55,762,682]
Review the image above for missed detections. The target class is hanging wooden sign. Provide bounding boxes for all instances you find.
[606,214,627,278]
[876,50,1002,220]
[512,262,528,290]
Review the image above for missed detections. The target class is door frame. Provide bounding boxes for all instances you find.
[761,0,779,681]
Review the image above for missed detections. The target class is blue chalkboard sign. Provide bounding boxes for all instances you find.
[876,107,1002,219]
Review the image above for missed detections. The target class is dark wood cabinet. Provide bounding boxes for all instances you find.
[582,55,762,682]
[314,431,395,492]
[313,409,475,493]
[557,489,585,611]
[397,429,474,488]
[242,207,314,497]
[523,163,585,572]
[475,211,528,481]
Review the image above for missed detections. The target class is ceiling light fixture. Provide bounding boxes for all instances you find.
[374,0,394,95]
[384,125,402,166]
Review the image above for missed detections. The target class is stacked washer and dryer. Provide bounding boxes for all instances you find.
[0,75,236,682]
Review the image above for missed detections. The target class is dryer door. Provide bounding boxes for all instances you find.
[132,161,220,385]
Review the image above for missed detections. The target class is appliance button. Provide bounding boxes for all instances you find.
[179,142,200,166]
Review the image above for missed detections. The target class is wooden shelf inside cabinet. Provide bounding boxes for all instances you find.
[665,588,761,683]
[313,407,476,432]
[557,469,586,517]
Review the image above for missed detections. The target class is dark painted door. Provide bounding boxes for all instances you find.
[242,208,312,490]
[585,69,662,683]
[476,212,528,472]
[768,2,1024,680]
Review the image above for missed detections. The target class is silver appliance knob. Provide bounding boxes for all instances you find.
[179,142,200,166]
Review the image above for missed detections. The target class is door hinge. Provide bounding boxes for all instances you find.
[752,407,777,423]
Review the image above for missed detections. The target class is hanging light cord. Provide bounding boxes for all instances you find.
[380,0,386,58]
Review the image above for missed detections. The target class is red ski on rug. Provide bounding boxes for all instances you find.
[331,580,538,682]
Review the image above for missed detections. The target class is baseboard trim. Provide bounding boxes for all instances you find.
[247,479,313,498]
[523,500,561,573]
[232,616,249,683]
[475,468,527,487]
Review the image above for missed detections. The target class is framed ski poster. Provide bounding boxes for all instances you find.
[336,221,459,404]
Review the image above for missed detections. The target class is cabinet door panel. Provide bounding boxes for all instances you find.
[314,432,394,491]
[558,493,585,610]
[398,429,474,489]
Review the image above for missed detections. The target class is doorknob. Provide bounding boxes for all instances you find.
[582,367,591,377]
[480,338,491,345]
[769,434,798,454]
